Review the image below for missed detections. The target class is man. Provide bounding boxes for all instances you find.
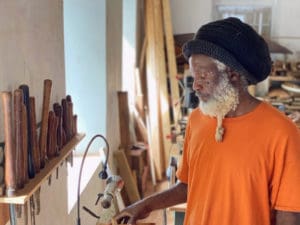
[114,17,300,225]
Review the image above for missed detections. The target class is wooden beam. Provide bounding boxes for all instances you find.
[145,0,163,180]
[162,0,181,125]
[153,0,172,171]
[114,150,140,205]
[117,91,132,150]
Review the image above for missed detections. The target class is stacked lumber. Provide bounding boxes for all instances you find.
[117,0,180,188]
[144,0,180,180]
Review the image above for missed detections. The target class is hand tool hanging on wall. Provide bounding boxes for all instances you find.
[1,92,17,225]
[47,111,59,159]
[62,97,74,166]
[24,201,29,225]
[61,98,71,142]
[14,89,25,189]
[29,96,42,215]
[53,103,64,179]
[53,103,66,151]
[19,85,35,179]
[29,97,40,174]
[21,104,29,183]
[66,95,74,138]
[0,145,5,195]
[1,92,17,194]
[30,195,36,225]
[39,79,52,168]
[14,89,26,223]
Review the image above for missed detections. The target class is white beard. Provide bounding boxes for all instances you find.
[199,72,239,118]
[198,72,239,142]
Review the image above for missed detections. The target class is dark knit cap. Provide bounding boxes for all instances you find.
[183,17,272,85]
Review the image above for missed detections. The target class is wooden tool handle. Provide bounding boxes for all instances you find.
[47,111,56,159]
[39,79,52,168]
[61,98,71,141]
[19,84,35,179]
[21,104,29,183]
[14,89,25,189]
[1,92,16,195]
[30,97,40,173]
[53,103,63,151]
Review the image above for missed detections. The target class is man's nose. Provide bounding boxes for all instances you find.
[193,79,202,91]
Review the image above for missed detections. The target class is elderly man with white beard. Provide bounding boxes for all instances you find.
[113,17,300,225]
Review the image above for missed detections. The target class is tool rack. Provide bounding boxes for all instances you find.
[0,133,85,225]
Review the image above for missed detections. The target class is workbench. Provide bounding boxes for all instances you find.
[169,203,186,225]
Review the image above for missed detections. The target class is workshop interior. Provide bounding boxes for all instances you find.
[0,0,300,225]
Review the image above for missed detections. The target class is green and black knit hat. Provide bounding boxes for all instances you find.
[183,17,272,85]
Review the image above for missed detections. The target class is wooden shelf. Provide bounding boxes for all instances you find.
[269,75,300,82]
[0,133,85,204]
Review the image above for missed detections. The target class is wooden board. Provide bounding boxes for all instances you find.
[153,0,172,171]
[162,0,181,125]
[117,91,132,150]
[145,0,163,180]
[114,150,140,204]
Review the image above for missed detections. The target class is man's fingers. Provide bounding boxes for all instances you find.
[127,217,137,225]
[114,211,133,224]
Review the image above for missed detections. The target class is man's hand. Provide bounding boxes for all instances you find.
[113,182,187,225]
[113,200,150,225]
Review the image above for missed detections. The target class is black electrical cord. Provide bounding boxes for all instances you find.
[76,134,109,225]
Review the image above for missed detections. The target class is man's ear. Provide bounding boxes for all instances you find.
[226,68,240,82]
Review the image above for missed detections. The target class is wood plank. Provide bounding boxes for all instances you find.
[0,133,85,204]
[162,0,181,125]
[145,0,163,180]
[117,91,132,150]
[153,0,172,171]
[114,150,140,204]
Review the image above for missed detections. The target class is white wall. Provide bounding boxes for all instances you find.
[64,0,107,153]
[170,0,213,34]
[0,0,65,141]
[0,1,68,225]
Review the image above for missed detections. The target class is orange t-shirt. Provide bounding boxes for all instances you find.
[176,102,300,225]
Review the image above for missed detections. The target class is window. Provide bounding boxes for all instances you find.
[213,4,272,37]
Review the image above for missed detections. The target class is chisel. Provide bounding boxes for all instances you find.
[21,104,29,183]
[14,89,25,189]
[1,92,17,225]
[29,97,40,173]
[19,85,35,179]
[39,79,52,168]
[30,97,42,215]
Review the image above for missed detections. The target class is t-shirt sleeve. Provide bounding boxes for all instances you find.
[271,127,300,212]
[176,118,191,184]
